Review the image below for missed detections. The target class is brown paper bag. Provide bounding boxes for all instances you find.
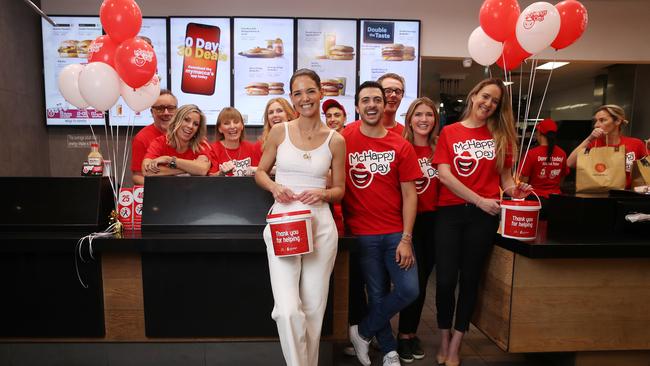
[576,145,626,193]
[631,157,650,188]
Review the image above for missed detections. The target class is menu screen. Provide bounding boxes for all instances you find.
[359,20,420,124]
[297,19,357,124]
[233,18,294,126]
[42,16,105,126]
[170,17,231,124]
[109,18,168,126]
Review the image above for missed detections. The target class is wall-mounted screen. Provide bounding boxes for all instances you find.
[42,16,105,126]
[170,17,231,125]
[297,19,357,124]
[233,17,294,126]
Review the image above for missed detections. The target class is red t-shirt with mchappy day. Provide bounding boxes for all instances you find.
[433,122,511,206]
[412,145,439,213]
[520,145,570,198]
[586,136,647,188]
[341,121,421,235]
[144,135,211,162]
[208,140,259,176]
[131,124,164,173]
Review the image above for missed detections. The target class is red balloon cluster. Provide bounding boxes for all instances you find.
[471,0,588,71]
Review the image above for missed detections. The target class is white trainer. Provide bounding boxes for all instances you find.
[349,325,371,366]
[383,351,401,366]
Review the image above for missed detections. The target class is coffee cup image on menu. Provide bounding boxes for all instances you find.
[245,82,285,96]
[58,40,78,58]
[381,44,415,61]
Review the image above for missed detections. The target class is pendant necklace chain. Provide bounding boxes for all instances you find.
[298,122,319,161]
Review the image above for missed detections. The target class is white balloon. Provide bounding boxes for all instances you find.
[468,26,503,66]
[120,75,161,113]
[516,2,561,54]
[57,64,89,109]
[78,62,121,112]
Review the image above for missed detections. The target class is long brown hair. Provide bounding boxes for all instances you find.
[215,107,246,142]
[403,97,439,159]
[166,104,208,153]
[461,78,518,172]
[260,97,297,148]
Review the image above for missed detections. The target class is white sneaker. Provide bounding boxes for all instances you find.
[383,351,401,366]
[349,325,371,366]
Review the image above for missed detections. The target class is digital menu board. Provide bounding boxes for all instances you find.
[359,20,420,124]
[42,16,105,126]
[297,19,357,124]
[109,18,168,126]
[170,17,231,124]
[233,18,294,126]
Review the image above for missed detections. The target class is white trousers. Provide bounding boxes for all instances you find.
[263,202,338,366]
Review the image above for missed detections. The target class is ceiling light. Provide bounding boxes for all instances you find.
[503,81,514,86]
[457,99,464,103]
[536,62,569,70]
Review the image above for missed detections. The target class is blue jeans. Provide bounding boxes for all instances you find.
[357,232,419,354]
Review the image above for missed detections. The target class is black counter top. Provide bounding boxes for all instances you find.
[496,234,650,259]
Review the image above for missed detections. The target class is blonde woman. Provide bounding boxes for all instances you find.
[256,97,298,159]
[432,79,531,366]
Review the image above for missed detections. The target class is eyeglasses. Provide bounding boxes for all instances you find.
[384,88,404,97]
[151,105,177,112]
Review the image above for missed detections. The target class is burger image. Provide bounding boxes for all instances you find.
[245,82,269,96]
[403,46,415,61]
[328,45,354,60]
[58,40,78,58]
[321,79,342,96]
[76,40,92,58]
[268,82,285,95]
[381,44,405,61]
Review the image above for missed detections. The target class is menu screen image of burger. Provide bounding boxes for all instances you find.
[234,18,294,126]
[359,20,420,123]
[42,16,104,126]
[181,23,221,96]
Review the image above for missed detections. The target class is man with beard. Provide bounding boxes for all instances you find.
[378,73,406,135]
[131,89,178,185]
[343,81,420,366]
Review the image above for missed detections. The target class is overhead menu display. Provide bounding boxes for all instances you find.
[233,18,294,126]
[170,17,231,124]
[109,18,168,126]
[359,20,420,123]
[297,19,357,123]
[42,16,105,126]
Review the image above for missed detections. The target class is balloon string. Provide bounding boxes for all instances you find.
[514,63,524,174]
[101,113,118,207]
[517,57,538,172]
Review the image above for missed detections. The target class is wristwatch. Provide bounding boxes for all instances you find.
[169,156,177,169]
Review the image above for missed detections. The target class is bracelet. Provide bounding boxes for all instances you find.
[402,233,412,239]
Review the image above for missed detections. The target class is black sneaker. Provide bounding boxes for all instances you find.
[397,338,414,363]
[410,337,425,360]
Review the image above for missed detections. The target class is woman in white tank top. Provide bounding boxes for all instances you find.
[255,69,346,366]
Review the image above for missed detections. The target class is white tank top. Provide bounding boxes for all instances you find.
[275,122,334,195]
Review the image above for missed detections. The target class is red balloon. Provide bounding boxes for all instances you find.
[496,36,531,71]
[87,35,119,67]
[552,0,588,50]
[114,37,157,89]
[100,0,142,44]
[479,0,520,42]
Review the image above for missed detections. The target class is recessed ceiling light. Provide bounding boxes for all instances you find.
[457,99,464,103]
[536,62,569,70]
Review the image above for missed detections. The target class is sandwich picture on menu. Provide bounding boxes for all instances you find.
[322,79,344,96]
[76,40,92,58]
[58,40,78,58]
[327,45,355,60]
[268,82,285,95]
[381,44,405,61]
[245,82,270,95]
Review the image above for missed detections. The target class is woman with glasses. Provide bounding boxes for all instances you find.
[142,104,212,178]
[130,89,178,185]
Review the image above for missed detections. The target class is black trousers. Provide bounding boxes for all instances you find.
[348,242,368,325]
[434,204,498,332]
[398,211,437,334]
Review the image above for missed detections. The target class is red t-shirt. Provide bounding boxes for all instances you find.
[586,136,647,188]
[433,122,511,206]
[520,145,570,198]
[341,121,421,235]
[145,135,211,162]
[208,140,259,176]
[131,123,164,173]
[412,145,439,213]
[387,122,404,136]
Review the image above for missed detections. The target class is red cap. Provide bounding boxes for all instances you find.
[538,118,557,134]
[322,99,346,116]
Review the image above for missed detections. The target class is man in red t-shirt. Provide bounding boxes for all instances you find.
[378,73,406,136]
[344,81,420,366]
[130,90,178,185]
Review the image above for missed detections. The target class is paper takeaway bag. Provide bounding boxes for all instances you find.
[576,145,626,193]
[631,156,650,188]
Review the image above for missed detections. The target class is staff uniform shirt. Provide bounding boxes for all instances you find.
[520,145,570,198]
[412,145,439,213]
[144,135,211,162]
[342,121,421,235]
[388,123,404,136]
[208,140,259,176]
[131,124,164,173]
[433,122,511,206]
[586,136,647,188]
